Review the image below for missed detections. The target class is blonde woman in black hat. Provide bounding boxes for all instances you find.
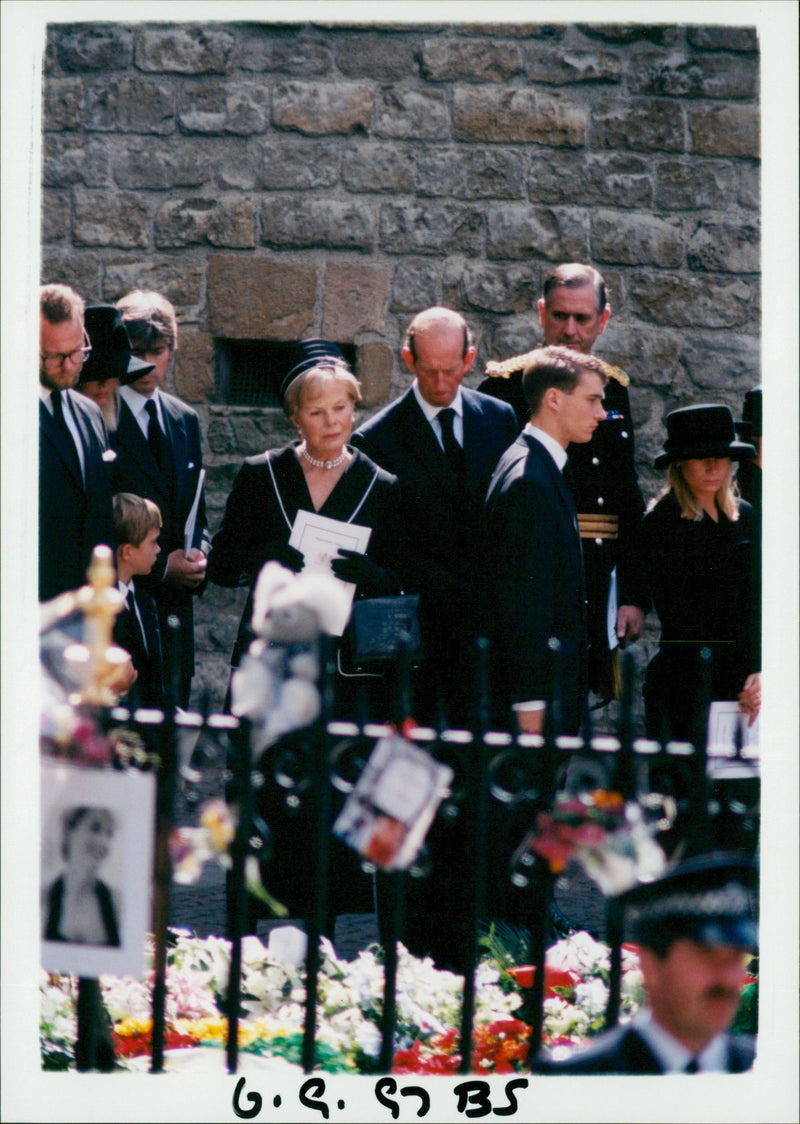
[629,404,761,743]
[208,342,407,719]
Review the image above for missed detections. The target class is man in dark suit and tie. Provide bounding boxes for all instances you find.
[534,853,758,1074]
[485,346,609,736]
[352,307,518,973]
[352,306,518,728]
[480,264,646,706]
[39,284,119,602]
[111,290,210,708]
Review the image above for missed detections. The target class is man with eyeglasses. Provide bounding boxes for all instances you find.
[39,283,116,601]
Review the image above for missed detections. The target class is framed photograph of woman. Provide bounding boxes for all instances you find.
[40,760,156,978]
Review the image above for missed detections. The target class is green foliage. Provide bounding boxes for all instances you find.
[730,981,758,1037]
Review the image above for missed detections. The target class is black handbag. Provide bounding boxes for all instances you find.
[349,595,423,664]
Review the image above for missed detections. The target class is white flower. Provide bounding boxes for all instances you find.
[355,1020,383,1058]
[548,930,609,976]
[573,977,609,1018]
[267,925,307,968]
[621,967,645,1008]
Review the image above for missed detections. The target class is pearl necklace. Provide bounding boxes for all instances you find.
[299,445,348,471]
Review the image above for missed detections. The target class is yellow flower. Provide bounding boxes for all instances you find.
[114,1017,152,1039]
[200,800,236,853]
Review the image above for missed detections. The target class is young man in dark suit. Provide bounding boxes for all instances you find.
[111,291,210,708]
[484,347,609,736]
[38,285,129,602]
[534,853,758,1074]
[480,264,646,706]
[352,306,519,729]
[112,493,165,710]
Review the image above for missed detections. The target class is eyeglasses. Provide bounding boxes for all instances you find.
[40,331,92,372]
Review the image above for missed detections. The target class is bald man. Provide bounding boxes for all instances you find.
[353,307,518,729]
[352,308,518,974]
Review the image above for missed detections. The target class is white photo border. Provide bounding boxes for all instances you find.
[40,760,156,979]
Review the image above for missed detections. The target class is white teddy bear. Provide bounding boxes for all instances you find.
[230,562,351,757]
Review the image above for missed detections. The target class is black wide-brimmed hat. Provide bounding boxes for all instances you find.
[737,386,763,441]
[654,404,756,470]
[279,338,347,402]
[77,305,155,387]
[618,852,759,953]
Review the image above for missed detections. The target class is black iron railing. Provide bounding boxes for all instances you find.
[59,642,759,1074]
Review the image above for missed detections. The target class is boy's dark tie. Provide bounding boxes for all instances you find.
[127,588,148,656]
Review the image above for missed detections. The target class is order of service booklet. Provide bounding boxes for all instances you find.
[289,510,372,636]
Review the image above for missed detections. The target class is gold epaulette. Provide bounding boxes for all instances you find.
[485,353,629,387]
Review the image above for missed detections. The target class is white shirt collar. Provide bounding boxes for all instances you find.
[524,422,568,471]
[40,385,72,409]
[121,382,162,419]
[411,380,464,422]
[634,1008,729,1073]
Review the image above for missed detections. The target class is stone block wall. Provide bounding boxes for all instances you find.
[41,19,760,710]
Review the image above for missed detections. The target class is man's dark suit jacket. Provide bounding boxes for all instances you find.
[113,581,165,710]
[39,390,115,602]
[352,385,518,724]
[533,1023,756,1075]
[478,369,645,700]
[352,385,518,971]
[111,392,209,693]
[484,432,587,733]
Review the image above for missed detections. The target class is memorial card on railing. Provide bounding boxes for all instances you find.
[333,734,454,871]
[707,701,760,755]
[40,760,156,978]
[289,510,372,636]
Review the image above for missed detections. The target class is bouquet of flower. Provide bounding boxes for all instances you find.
[40,925,756,1074]
[520,789,667,896]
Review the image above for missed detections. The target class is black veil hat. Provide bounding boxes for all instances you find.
[77,305,155,387]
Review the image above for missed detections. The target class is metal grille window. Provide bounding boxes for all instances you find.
[216,340,357,407]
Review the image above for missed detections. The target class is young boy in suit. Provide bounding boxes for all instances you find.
[113,492,165,710]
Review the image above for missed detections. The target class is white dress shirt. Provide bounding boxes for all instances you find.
[411,381,465,449]
[120,383,165,438]
[633,1008,730,1073]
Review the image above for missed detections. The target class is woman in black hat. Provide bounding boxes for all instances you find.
[74,304,155,433]
[629,404,761,743]
[208,342,408,720]
[208,344,410,929]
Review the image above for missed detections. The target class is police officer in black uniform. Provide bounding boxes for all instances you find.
[479,263,646,705]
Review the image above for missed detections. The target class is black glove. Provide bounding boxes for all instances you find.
[331,548,397,597]
[267,541,305,574]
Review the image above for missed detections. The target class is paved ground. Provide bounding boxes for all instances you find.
[168,807,608,958]
[168,698,620,955]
